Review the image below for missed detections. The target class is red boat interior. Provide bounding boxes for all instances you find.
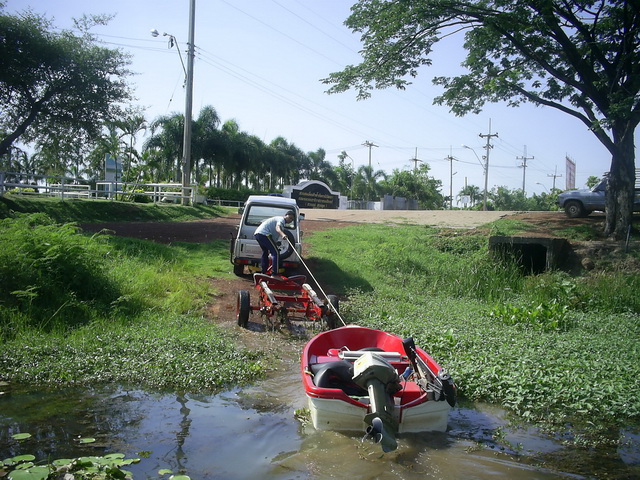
[302,326,437,405]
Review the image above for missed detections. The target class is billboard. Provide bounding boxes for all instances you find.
[565,156,576,190]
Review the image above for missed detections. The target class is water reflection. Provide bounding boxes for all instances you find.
[1,375,638,478]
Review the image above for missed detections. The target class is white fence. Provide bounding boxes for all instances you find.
[0,171,202,204]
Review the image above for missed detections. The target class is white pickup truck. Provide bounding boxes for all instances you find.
[230,195,303,276]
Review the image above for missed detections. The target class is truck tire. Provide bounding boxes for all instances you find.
[564,200,587,218]
[233,264,245,276]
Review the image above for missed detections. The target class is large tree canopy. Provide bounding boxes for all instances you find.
[324,0,640,239]
[0,7,132,158]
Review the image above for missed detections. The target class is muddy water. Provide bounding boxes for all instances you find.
[1,336,638,479]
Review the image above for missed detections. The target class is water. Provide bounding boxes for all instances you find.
[1,340,638,479]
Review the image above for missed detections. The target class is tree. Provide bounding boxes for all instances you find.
[0,8,132,158]
[458,184,482,208]
[191,105,221,186]
[355,165,387,201]
[383,164,443,208]
[144,113,184,182]
[323,0,640,239]
[307,148,338,186]
[586,175,601,189]
[114,109,147,182]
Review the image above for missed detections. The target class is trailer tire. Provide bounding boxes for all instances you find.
[237,290,250,328]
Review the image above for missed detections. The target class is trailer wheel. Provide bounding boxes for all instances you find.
[324,295,340,330]
[237,290,250,328]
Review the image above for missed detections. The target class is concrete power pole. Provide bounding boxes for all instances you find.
[446,149,457,209]
[362,140,378,169]
[517,145,534,195]
[362,140,378,201]
[479,120,498,211]
[548,166,562,191]
[182,0,196,206]
[411,147,422,172]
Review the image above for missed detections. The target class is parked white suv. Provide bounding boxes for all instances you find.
[230,195,303,276]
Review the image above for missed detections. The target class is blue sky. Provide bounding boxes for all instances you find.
[8,0,626,198]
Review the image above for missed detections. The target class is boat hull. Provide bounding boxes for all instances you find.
[307,395,451,433]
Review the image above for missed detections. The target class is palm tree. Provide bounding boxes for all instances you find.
[356,165,386,202]
[458,184,482,208]
[191,106,221,186]
[115,110,147,182]
[144,113,184,182]
[307,147,338,187]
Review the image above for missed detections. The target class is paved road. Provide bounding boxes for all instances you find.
[300,209,517,228]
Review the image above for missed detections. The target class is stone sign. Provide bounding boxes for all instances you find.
[288,180,339,209]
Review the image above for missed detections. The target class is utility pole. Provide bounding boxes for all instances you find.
[548,166,562,191]
[410,147,422,172]
[181,0,196,206]
[517,145,534,195]
[479,120,498,211]
[362,140,378,202]
[446,147,457,209]
[362,140,378,169]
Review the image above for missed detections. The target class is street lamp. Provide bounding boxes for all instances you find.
[462,144,488,210]
[151,0,195,206]
[150,29,187,80]
[536,182,549,193]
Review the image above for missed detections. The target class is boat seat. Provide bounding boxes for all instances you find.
[310,360,367,396]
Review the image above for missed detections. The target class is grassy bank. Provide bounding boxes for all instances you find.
[0,196,264,390]
[0,193,232,223]
[306,223,640,445]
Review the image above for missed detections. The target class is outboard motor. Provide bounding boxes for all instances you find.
[352,352,402,452]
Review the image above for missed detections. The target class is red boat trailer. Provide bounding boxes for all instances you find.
[236,274,340,330]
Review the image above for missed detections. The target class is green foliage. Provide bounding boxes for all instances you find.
[488,300,570,332]
[0,314,264,389]
[380,164,444,209]
[203,186,274,202]
[0,207,265,390]
[0,214,122,334]
[1,450,140,480]
[307,224,523,302]
[0,7,132,158]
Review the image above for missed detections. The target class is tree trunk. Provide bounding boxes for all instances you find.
[605,128,636,240]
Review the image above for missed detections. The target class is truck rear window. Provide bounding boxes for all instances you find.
[244,205,296,228]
